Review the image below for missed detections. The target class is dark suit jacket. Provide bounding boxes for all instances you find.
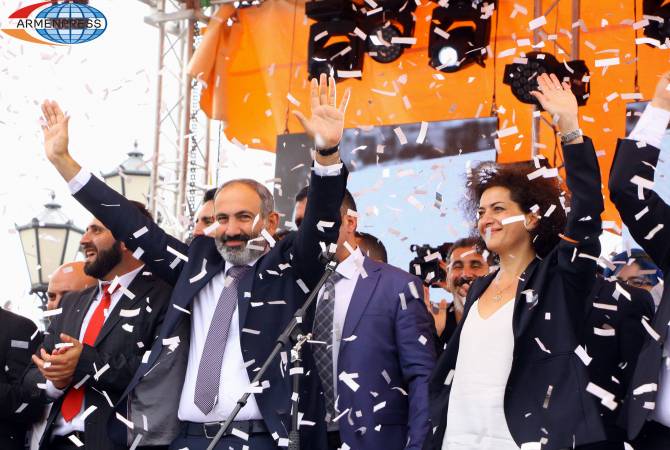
[582,277,655,441]
[0,308,41,450]
[428,137,606,450]
[609,138,670,439]
[68,168,347,446]
[307,257,436,450]
[23,271,172,450]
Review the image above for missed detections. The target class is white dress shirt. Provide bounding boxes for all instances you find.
[316,247,364,400]
[628,103,670,428]
[46,265,144,437]
[68,160,343,424]
[629,103,670,149]
[177,260,264,422]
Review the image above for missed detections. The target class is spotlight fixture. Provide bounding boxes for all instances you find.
[642,0,670,45]
[503,52,590,108]
[306,0,364,80]
[428,1,493,73]
[358,1,418,64]
[307,20,364,80]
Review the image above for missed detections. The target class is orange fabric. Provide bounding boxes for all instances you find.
[188,0,670,226]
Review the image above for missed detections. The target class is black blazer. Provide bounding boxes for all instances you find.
[0,308,41,450]
[68,167,347,446]
[428,137,606,449]
[23,271,172,450]
[582,277,655,441]
[609,138,670,439]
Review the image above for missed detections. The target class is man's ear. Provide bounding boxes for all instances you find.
[265,211,280,235]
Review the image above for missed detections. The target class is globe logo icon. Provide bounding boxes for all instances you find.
[35,2,107,45]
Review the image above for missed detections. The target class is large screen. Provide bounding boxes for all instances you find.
[275,117,499,299]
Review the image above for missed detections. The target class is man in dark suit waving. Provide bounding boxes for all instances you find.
[609,71,670,448]
[40,74,351,450]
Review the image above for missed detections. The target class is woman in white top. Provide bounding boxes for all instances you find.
[427,72,607,450]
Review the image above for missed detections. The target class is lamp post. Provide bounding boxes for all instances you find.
[102,141,152,204]
[15,193,84,306]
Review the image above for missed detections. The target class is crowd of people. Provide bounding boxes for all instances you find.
[0,70,669,450]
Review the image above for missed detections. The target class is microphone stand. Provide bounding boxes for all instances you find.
[207,256,339,450]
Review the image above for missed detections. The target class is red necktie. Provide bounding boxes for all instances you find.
[60,283,117,422]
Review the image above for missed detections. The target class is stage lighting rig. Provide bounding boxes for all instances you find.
[642,0,670,45]
[353,0,417,64]
[306,0,364,80]
[503,52,590,108]
[428,0,494,73]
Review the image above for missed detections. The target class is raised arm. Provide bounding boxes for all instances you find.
[532,73,603,295]
[41,101,187,285]
[291,74,351,287]
[609,72,670,272]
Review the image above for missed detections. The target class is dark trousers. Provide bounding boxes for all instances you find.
[327,431,342,450]
[633,421,670,450]
[575,441,625,450]
[169,432,276,450]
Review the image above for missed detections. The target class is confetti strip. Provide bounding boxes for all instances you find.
[189,259,208,284]
[133,226,148,238]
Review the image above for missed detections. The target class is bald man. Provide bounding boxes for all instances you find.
[46,261,96,310]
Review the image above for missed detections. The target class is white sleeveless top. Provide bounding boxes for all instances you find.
[442,299,518,450]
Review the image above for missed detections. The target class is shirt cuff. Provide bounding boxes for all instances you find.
[313,160,343,177]
[45,380,65,400]
[628,104,670,149]
[67,169,92,194]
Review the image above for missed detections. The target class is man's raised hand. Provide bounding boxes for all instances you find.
[292,73,351,153]
[40,100,81,181]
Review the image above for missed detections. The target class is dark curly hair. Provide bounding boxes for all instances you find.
[464,159,569,258]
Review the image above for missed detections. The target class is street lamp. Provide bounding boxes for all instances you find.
[102,141,152,204]
[15,193,84,305]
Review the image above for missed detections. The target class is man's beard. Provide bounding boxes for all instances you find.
[215,232,267,266]
[83,241,123,279]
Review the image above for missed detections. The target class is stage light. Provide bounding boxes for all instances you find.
[358,2,418,64]
[642,0,670,45]
[438,46,459,67]
[503,52,590,108]
[305,0,365,80]
[428,1,493,73]
[307,20,364,80]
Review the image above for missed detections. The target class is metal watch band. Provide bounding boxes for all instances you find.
[560,128,583,144]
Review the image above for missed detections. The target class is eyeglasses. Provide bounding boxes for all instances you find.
[617,277,653,289]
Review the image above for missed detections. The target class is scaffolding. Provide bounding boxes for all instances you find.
[139,0,219,238]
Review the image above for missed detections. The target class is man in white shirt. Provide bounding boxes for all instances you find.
[23,203,173,450]
[609,71,670,448]
[39,74,351,450]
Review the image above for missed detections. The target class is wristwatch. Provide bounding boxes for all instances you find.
[559,128,583,144]
[316,145,339,156]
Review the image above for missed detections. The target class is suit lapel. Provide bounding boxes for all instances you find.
[238,258,261,329]
[95,272,153,346]
[341,258,381,339]
[511,258,540,340]
[68,287,98,339]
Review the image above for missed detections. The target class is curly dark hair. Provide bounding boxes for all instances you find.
[464,159,569,258]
